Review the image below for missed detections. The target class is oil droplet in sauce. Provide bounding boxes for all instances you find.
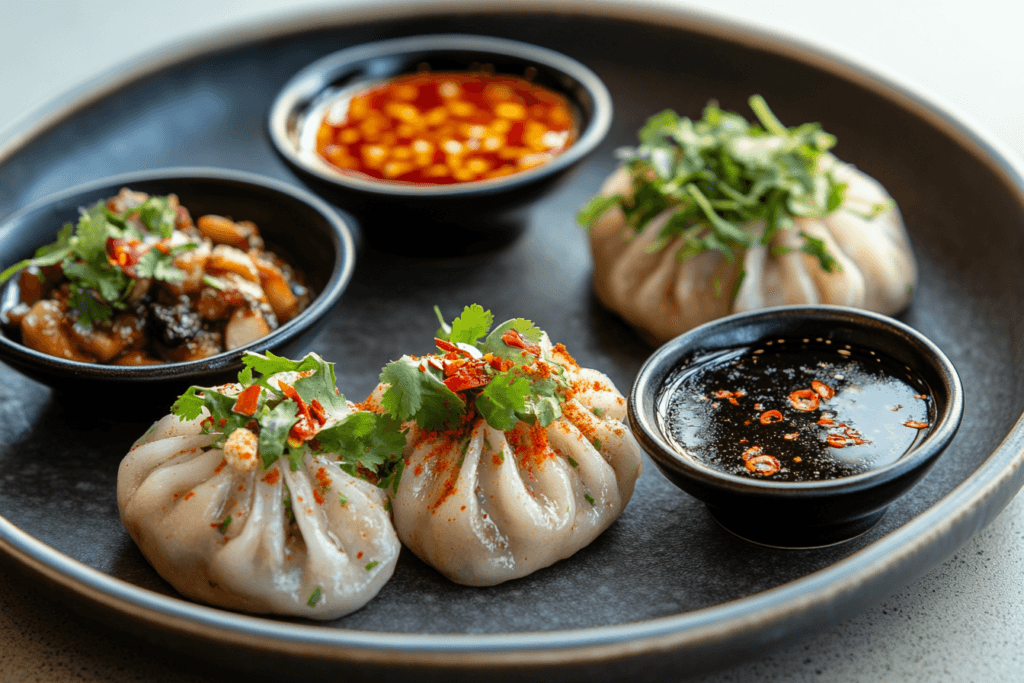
[657,339,934,482]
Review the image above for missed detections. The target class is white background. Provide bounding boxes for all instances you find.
[1,0,1023,681]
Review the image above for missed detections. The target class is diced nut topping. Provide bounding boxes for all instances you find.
[224,427,259,471]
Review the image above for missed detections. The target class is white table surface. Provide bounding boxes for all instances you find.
[1,0,1022,680]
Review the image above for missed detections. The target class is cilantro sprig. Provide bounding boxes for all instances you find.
[172,351,406,488]
[379,305,570,432]
[578,95,844,279]
[0,195,195,329]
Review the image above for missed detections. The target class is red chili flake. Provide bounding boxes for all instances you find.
[105,238,148,277]
[826,434,847,448]
[793,456,803,463]
[262,470,280,485]
[904,420,930,429]
[310,399,328,426]
[784,432,799,441]
[742,445,763,461]
[914,394,929,400]
[357,551,363,559]
[759,410,783,424]
[434,338,465,354]
[746,454,781,476]
[313,489,324,505]
[501,329,540,355]
[232,384,262,416]
[817,418,835,426]
[184,491,195,500]
[811,380,835,399]
[443,362,491,393]
[214,459,227,474]
[789,389,820,412]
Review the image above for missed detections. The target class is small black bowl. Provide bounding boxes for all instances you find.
[267,34,613,256]
[628,305,964,548]
[0,168,355,405]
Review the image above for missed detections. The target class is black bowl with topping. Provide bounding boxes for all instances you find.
[628,305,964,548]
[267,34,613,256]
[0,168,355,403]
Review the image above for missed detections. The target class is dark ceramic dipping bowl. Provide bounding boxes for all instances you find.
[628,305,964,548]
[0,168,355,405]
[267,34,613,256]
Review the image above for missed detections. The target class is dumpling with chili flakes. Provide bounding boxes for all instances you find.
[117,352,406,620]
[366,305,643,586]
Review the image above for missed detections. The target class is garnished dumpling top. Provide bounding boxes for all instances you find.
[118,352,405,619]
[579,96,916,343]
[365,305,643,586]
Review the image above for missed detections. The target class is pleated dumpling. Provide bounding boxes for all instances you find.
[117,352,406,619]
[581,96,916,344]
[366,305,643,586]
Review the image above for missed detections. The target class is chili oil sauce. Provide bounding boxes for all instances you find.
[657,338,935,482]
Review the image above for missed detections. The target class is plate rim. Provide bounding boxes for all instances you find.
[2,0,1024,672]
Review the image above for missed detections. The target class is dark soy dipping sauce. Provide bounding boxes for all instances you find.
[657,337,935,482]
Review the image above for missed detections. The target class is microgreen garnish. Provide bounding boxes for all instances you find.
[365,561,380,571]
[173,351,406,487]
[584,494,595,506]
[380,305,570,432]
[217,516,232,534]
[307,586,323,607]
[568,457,579,469]
[0,195,195,329]
[578,95,844,283]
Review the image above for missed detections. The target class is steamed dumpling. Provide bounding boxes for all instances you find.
[583,98,916,344]
[117,354,403,619]
[367,307,643,586]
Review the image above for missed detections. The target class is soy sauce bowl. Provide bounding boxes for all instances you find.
[628,306,964,548]
[0,168,355,407]
[267,34,612,256]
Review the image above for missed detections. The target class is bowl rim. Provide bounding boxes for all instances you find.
[0,166,356,381]
[266,33,614,198]
[628,304,965,496]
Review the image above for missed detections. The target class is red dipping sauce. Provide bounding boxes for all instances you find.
[314,72,578,185]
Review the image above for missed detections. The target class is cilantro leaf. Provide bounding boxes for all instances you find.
[317,412,406,476]
[261,400,300,470]
[172,386,207,421]
[134,196,177,238]
[476,372,531,431]
[379,356,465,430]
[447,304,493,345]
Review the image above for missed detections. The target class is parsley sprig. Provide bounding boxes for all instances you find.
[578,95,844,278]
[0,195,195,328]
[172,351,406,490]
[379,305,570,432]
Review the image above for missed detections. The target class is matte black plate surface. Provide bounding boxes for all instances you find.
[1,3,1023,681]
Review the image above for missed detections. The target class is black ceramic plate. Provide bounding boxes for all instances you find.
[1,3,1023,681]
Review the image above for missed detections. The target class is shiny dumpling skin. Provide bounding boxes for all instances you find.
[377,343,643,586]
[588,161,916,344]
[117,408,400,620]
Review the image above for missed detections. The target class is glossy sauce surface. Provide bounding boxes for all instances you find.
[658,338,934,481]
[315,72,577,184]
